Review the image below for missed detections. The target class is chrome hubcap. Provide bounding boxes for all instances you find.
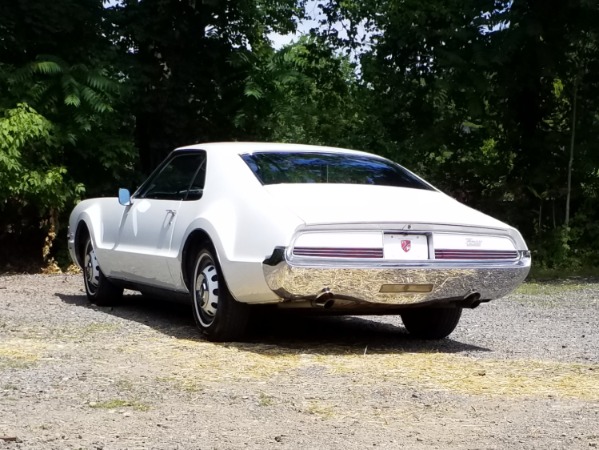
[84,242,100,293]
[195,261,219,326]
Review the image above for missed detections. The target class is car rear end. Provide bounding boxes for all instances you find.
[263,222,530,310]
[238,146,530,311]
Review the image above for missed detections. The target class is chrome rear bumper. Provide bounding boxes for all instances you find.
[263,252,531,306]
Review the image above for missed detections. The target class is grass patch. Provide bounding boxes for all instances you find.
[304,401,335,419]
[53,323,119,339]
[515,281,588,296]
[157,376,204,393]
[89,399,150,411]
[142,338,599,401]
[148,338,303,388]
[323,351,599,400]
[115,379,134,392]
[11,323,121,341]
[79,323,119,335]
[258,392,274,406]
[528,266,599,281]
[0,340,44,370]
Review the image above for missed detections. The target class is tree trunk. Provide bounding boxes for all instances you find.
[565,78,578,227]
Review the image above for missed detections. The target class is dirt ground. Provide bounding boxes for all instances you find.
[1,274,598,449]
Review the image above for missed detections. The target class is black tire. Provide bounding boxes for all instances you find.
[400,307,462,339]
[83,237,123,306]
[191,249,249,342]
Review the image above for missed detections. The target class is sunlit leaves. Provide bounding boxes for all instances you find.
[0,103,82,212]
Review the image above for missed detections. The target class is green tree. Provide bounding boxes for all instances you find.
[0,0,137,269]
[318,0,599,268]
[111,0,307,172]
[239,36,385,148]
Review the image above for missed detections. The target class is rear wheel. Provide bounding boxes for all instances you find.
[83,237,123,306]
[400,307,462,339]
[191,249,249,342]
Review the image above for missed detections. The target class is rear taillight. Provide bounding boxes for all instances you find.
[293,247,384,258]
[434,250,519,260]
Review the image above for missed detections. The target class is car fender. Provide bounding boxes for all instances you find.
[69,198,125,275]
[174,196,303,302]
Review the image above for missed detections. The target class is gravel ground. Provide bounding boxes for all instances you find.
[0,274,598,449]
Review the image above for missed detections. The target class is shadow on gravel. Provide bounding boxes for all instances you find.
[55,292,491,356]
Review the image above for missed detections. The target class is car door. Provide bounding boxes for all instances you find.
[112,152,206,288]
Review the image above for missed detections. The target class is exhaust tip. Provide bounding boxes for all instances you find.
[319,298,335,309]
[313,288,335,309]
[463,292,481,308]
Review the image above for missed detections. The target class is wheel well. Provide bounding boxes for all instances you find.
[182,230,215,291]
[75,222,90,267]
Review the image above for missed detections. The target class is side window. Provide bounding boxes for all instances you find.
[186,159,206,201]
[138,152,206,200]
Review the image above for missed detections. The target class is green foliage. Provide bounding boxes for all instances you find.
[111,0,306,172]
[9,55,123,127]
[316,0,599,270]
[1,0,599,273]
[237,36,391,153]
[1,55,137,204]
[0,0,138,270]
[0,103,83,212]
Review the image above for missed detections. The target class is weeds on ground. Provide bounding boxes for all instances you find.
[258,392,274,406]
[304,401,335,419]
[0,343,42,370]
[88,399,150,411]
[516,282,588,296]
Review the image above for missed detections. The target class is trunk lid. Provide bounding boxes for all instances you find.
[263,184,508,230]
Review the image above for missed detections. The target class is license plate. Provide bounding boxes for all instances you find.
[383,234,428,260]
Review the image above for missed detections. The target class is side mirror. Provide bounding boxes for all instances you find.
[118,188,132,206]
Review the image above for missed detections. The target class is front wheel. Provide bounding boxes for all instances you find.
[191,249,249,342]
[400,307,462,339]
[83,237,123,306]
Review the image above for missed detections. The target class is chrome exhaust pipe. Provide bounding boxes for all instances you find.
[462,292,481,309]
[312,288,335,309]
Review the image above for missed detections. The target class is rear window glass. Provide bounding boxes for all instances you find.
[241,152,433,190]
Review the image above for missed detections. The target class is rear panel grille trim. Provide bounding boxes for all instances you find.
[435,250,519,260]
[292,248,519,260]
[293,247,384,258]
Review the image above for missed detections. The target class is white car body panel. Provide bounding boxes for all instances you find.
[68,142,530,309]
[112,198,181,286]
[263,184,508,230]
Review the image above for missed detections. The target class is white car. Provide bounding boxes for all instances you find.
[68,142,531,341]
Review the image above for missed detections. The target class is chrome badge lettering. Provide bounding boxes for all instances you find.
[466,238,483,247]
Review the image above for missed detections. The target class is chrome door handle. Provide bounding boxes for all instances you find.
[166,209,176,225]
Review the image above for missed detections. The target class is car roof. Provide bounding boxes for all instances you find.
[174,142,383,158]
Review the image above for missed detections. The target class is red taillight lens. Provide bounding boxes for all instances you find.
[434,250,519,260]
[293,247,384,258]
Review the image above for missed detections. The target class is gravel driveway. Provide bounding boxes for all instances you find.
[1,274,598,449]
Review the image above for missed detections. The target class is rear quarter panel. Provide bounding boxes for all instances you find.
[171,149,305,303]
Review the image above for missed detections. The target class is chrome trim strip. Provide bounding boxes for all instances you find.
[293,247,384,258]
[288,223,528,255]
[435,249,519,260]
[287,250,529,268]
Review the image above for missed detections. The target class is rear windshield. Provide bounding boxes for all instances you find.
[241,152,433,190]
